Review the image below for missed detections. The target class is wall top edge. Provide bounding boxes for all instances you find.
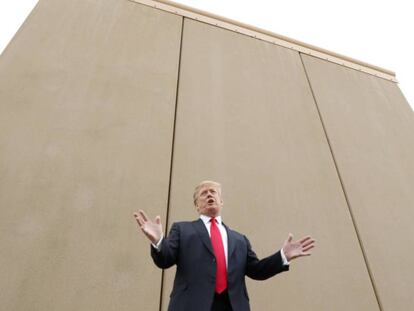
[129,0,397,82]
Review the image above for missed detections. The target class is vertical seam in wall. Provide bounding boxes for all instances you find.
[159,16,185,311]
[299,53,384,311]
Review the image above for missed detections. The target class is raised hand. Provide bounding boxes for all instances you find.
[282,233,315,262]
[133,210,163,244]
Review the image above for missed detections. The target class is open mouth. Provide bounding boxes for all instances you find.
[207,198,215,204]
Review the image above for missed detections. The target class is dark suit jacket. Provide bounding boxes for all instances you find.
[151,219,289,311]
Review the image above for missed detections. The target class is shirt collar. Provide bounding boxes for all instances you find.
[200,214,223,225]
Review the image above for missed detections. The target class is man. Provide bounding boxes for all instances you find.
[134,181,315,311]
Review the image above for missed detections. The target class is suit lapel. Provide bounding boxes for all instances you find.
[192,219,215,256]
[224,223,236,260]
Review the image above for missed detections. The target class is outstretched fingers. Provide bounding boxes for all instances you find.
[133,212,145,226]
[297,236,316,257]
[302,244,315,253]
[300,251,312,256]
[134,212,152,233]
[301,238,315,248]
[283,233,316,260]
[138,210,149,221]
[299,236,312,244]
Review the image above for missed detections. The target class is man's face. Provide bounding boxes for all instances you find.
[196,184,223,217]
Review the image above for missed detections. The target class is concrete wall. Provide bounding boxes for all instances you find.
[1,0,413,310]
[0,0,181,310]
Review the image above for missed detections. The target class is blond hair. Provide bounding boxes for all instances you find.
[193,180,222,206]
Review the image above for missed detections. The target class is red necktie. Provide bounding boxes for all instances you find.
[210,217,227,293]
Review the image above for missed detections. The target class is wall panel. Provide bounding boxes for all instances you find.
[302,54,414,311]
[0,0,182,310]
[161,18,379,311]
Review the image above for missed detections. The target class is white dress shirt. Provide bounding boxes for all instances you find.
[199,214,229,267]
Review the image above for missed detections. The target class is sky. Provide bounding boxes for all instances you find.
[0,0,412,111]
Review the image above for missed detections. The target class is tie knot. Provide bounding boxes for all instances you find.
[210,217,217,224]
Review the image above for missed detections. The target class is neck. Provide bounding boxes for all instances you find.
[200,214,221,219]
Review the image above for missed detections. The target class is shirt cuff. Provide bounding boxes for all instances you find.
[151,235,163,251]
[280,248,290,265]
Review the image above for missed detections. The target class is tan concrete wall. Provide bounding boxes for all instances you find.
[1,0,413,310]
[301,54,414,311]
[159,18,380,311]
[0,0,182,310]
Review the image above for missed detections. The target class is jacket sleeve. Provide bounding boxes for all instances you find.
[150,222,180,269]
[244,235,289,280]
